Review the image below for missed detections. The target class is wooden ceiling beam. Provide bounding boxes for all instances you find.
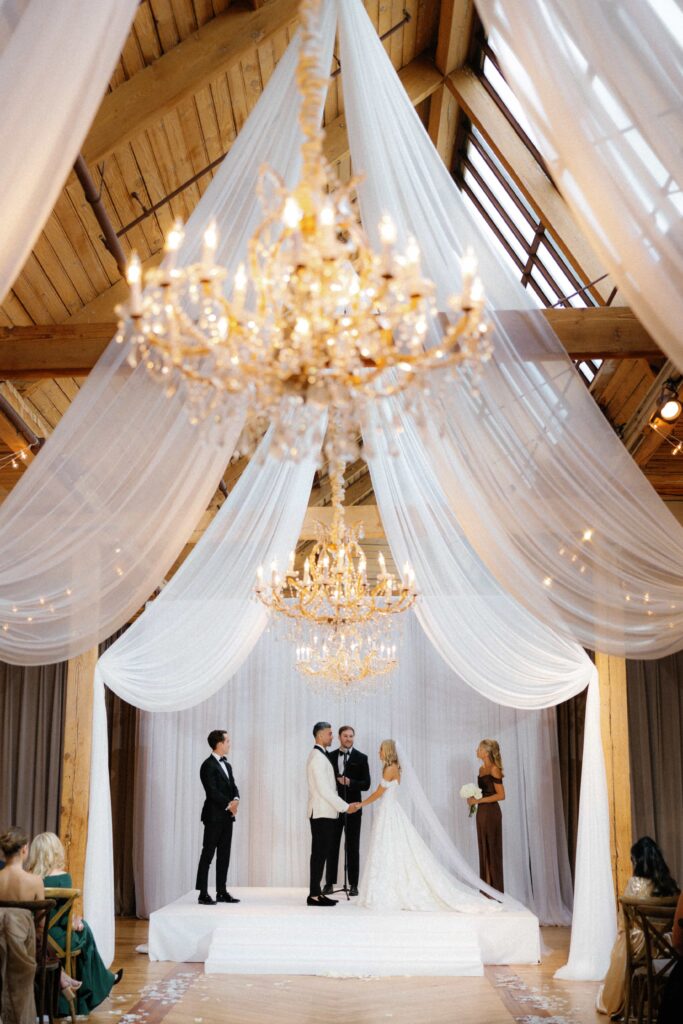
[82,0,301,166]
[446,68,614,304]
[0,308,661,379]
[428,1,473,167]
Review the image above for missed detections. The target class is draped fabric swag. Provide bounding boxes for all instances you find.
[476,0,683,372]
[0,0,139,302]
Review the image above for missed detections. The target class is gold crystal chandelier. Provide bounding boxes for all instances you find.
[255,453,417,692]
[116,0,490,465]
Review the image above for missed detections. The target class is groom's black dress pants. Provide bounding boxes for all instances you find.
[326,810,362,888]
[309,816,337,897]
[195,817,233,893]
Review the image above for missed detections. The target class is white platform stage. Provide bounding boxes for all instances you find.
[148,888,540,977]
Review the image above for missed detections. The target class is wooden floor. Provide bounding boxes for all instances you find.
[89,919,604,1024]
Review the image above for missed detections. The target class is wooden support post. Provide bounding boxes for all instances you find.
[59,646,98,902]
[595,652,633,900]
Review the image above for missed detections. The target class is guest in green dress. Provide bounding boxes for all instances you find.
[27,832,123,1015]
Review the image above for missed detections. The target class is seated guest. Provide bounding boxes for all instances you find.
[596,835,679,1017]
[28,832,122,1015]
[658,888,683,1024]
[0,827,39,1024]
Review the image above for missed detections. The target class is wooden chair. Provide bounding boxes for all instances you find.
[621,896,648,1023]
[635,900,679,1024]
[0,898,59,1023]
[43,886,82,980]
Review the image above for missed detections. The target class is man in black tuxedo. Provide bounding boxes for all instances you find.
[195,729,241,906]
[323,725,371,897]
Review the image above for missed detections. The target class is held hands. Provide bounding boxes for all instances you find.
[467,797,479,807]
[347,802,362,814]
[337,776,351,786]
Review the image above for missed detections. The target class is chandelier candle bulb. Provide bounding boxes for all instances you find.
[165,220,184,270]
[126,253,142,317]
[202,221,218,265]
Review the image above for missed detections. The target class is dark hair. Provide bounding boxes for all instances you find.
[339,725,355,736]
[313,721,331,738]
[631,836,679,897]
[0,826,29,859]
[207,730,227,750]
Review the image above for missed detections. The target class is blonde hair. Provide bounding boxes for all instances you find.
[380,739,400,771]
[27,832,65,878]
[478,739,504,776]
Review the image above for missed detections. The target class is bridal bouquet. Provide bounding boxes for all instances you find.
[460,782,482,817]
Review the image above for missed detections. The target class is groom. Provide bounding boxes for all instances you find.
[306,721,360,907]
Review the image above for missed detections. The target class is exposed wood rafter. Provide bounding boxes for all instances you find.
[0,308,660,379]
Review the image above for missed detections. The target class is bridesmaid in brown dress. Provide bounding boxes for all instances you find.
[467,739,505,892]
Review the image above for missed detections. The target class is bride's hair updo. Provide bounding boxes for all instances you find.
[380,739,400,770]
[479,738,504,776]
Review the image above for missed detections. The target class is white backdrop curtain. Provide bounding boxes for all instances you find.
[132,613,574,927]
[338,0,683,659]
[0,0,139,302]
[0,4,336,666]
[476,0,683,372]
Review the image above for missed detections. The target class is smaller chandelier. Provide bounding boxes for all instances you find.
[255,460,417,691]
[296,631,397,698]
[115,0,490,465]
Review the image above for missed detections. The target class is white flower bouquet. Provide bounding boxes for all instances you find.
[460,782,483,817]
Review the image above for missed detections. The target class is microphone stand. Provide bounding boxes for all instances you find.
[330,749,351,901]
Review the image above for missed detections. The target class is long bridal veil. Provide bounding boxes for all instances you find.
[393,741,525,911]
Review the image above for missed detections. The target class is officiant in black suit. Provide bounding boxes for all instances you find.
[323,726,371,897]
[195,729,241,905]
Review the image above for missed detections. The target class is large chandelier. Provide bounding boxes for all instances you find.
[255,456,417,693]
[116,0,490,464]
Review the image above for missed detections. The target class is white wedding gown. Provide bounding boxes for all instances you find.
[356,779,500,913]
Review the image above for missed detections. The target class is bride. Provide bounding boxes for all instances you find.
[356,739,501,913]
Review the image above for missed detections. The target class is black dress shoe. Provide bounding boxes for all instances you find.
[113,969,124,986]
[198,892,216,905]
[349,886,359,897]
[307,895,336,906]
[216,892,240,903]
[318,894,338,905]
[322,883,334,895]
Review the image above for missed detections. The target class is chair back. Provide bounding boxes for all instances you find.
[43,886,81,977]
[628,897,678,1024]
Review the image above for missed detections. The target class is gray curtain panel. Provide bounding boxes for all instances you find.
[0,661,67,838]
[627,655,683,885]
[556,689,587,881]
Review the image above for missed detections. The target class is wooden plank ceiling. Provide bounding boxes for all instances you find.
[0,0,679,548]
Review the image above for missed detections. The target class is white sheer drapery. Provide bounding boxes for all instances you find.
[86,431,321,963]
[363,402,613,978]
[476,0,683,372]
[0,5,337,665]
[0,0,138,302]
[132,613,573,927]
[337,0,615,978]
[337,0,683,659]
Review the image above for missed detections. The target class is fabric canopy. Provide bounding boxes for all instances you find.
[0,2,336,665]
[0,0,138,302]
[338,0,683,659]
[476,0,683,372]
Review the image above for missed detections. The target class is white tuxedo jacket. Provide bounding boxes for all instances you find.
[306,746,349,819]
